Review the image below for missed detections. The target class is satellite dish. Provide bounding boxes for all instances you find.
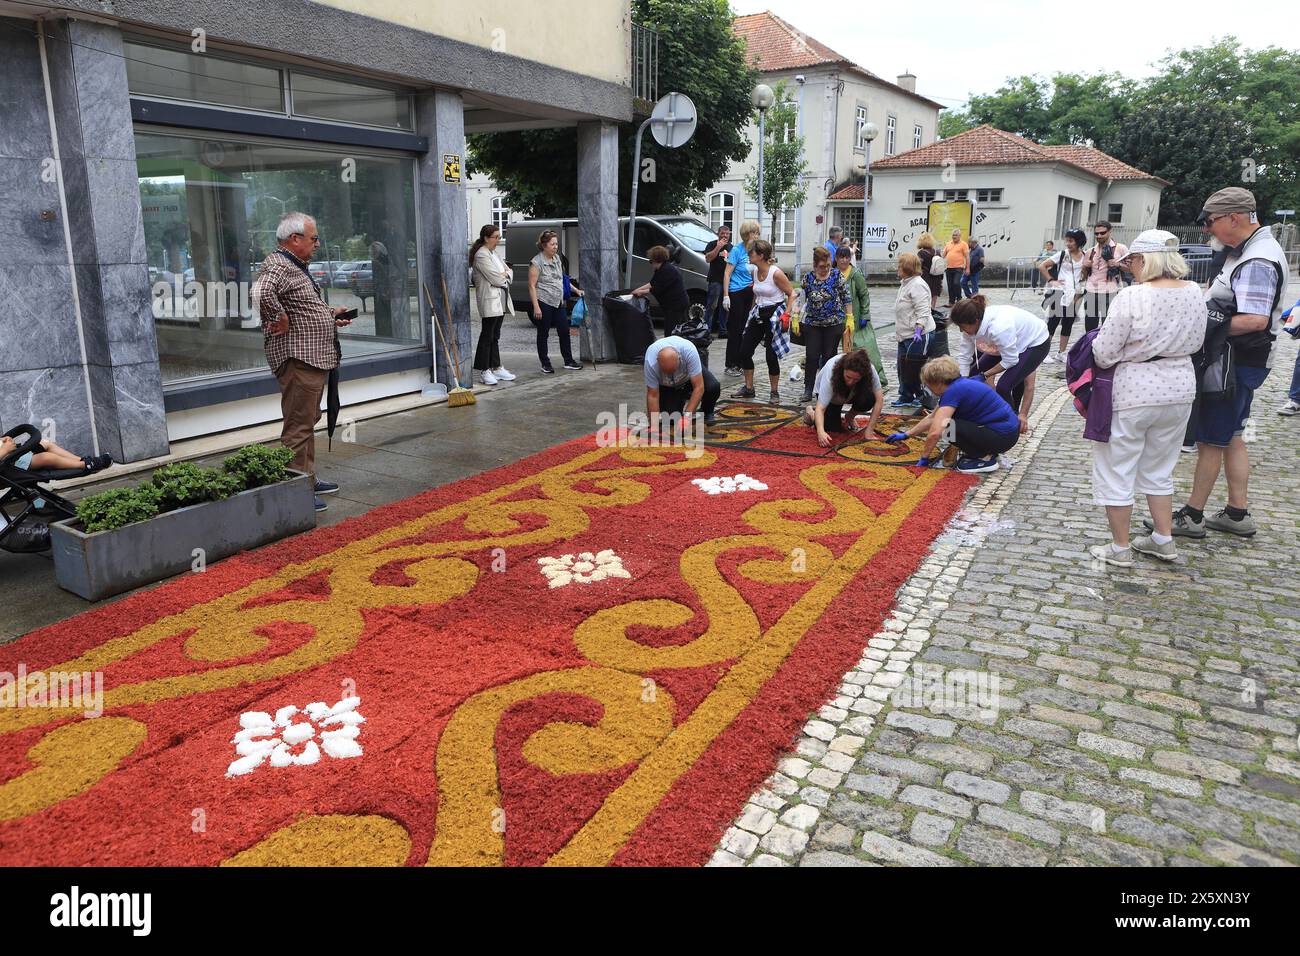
[649,92,698,149]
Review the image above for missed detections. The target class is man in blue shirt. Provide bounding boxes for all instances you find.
[645,335,720,436]
[961,238,986,298]
[1277,293,1300,416]
[884,355,1019,473]
[824,226,845,261]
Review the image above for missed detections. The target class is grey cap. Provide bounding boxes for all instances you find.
[1201,187,1256,219]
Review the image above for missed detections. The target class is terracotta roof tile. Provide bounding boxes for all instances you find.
[732,11,942,109]
[871,124,1166,183]
[1042,144,1171,184]
[827,184,865,201]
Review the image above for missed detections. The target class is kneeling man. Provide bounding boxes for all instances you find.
[645,335,720,439]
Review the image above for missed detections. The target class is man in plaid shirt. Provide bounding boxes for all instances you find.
[255,212,353,513]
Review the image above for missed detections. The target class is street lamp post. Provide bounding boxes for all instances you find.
[751,84,775,232]
[859,120,879,263]
[793,75,806,278]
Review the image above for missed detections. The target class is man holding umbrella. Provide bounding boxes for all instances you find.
[256,211,352,514]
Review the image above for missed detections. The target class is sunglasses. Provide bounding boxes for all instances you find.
[295,233,322,243]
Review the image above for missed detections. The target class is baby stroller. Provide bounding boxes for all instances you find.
[0,425,84,554]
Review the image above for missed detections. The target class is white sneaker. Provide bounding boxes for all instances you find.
[1278,400,1300,416]
[478,369,498,385]
[492,367,516,381]
[1043,353,1057,365]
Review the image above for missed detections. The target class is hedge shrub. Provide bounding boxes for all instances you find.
[75,443,298,533]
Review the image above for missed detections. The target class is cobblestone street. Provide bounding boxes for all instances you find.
[711,284,1300,868]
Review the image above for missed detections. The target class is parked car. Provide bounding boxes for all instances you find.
[308,261,334,286]
[503,215,714,321]
[332,261,361,288]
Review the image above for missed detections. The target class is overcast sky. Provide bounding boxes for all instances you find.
[729,0,1291,110]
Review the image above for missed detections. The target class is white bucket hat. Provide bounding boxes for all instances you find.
[1120,229,1179,259]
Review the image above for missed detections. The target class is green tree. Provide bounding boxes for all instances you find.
[956,75,1055,141]
[937,110,977,139]
[743,82,809,238]
[466,0,756,217]
[1133,39,1300,216]
[1105,98,1261,225]
[943,73,1129,145]
[940,37,1300,221]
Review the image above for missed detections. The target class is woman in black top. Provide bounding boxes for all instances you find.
[917,233,943,310]
[632,245,690,335]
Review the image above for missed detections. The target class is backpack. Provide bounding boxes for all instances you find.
[1064,329,1115,442]
[928,250,946,276]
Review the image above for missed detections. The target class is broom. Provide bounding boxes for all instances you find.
[438,275,474,394]
[423,282,475,407]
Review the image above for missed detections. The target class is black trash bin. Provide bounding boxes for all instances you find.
[604,292,657,364]
[927,309,951,358]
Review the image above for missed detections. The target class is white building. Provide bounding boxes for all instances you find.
[846,124,1169,265]
[706,11,944,272]
[463,10,946,267]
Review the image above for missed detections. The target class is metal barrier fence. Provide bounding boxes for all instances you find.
[1005,257,1045,301]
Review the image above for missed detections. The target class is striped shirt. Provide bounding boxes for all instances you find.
[255,250,339,373]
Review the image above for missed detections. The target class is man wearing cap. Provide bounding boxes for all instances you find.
[1080,220,1128,332]
[1152,187,1291,539]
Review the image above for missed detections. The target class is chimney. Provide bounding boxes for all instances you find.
[897,72,916,93]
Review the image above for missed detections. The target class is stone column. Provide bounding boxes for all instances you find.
[0,17,91,451]
[415,90,470,385]
[577,122,620,363]
[46,19,168,461]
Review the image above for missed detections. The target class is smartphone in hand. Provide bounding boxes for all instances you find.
[336,308,359,321]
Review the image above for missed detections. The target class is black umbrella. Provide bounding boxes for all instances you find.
[326,331,341,450]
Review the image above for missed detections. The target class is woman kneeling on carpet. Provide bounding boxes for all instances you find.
[884,356,1020,473]
[801,348,884,448]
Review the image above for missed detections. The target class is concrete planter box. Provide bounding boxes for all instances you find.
[50,470,316,601]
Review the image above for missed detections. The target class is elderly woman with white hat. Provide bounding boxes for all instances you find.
[1086,229,1207,568]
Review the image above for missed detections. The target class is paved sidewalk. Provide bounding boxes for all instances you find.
[711,303,1300,867]
[8,283,1299,870]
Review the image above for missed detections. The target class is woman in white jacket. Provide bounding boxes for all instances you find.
[470,224,515,385]
[950,296,1050,432]
[892,252,935,407]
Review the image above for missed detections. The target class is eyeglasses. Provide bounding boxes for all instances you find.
[294,233,322,244]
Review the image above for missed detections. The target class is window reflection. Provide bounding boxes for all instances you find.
[136,131,422,385]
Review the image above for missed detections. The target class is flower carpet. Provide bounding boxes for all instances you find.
[0,429,973,866]
[704,401,932,465]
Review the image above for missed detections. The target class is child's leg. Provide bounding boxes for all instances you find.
[30,440,89,470]
[30,450,87,470]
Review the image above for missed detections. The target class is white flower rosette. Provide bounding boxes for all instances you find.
[537,549,631,589]
[226,696,365,777]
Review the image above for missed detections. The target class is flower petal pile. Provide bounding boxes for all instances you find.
[536,549,631,589]
[226,696,365,777]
